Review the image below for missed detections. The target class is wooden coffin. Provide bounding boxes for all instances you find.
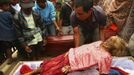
[45,35,74,56]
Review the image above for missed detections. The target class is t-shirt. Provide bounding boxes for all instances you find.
[70,6,106,43]
[60,2,73,26]
[71,6,106,44]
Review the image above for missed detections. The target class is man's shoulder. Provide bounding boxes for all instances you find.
[93,5,105,15]
[93,5,107,26]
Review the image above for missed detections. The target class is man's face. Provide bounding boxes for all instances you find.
[36,0,46,9]
[22,7,32,15]
[74,6,91,21]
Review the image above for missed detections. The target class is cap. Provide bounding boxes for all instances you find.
[19,0,34,8]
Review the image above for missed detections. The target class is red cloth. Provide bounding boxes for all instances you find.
[40,53,69,75]
[109,23,119,32]
[104,23,119,40]
[20,64,33,74]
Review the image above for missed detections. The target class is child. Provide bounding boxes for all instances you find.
[14,0,46,60]
[20,36,128,75]
[0,0,17,64]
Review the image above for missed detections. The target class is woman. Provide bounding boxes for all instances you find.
[21,36,128,75]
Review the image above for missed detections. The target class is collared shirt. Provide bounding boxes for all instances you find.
[33,1,56,25]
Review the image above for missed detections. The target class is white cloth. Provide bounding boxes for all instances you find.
[11,4,21,12]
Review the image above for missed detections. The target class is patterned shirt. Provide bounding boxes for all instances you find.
[24,14,42,46]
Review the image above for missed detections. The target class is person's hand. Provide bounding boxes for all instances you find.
[62,65,71,74]
[57,30,63,36]
[56,27,63,36]
[24,46,32,53]
[56,26,61,31]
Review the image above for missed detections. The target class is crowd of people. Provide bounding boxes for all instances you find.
[0,0,134,74]
[0,0,75,64]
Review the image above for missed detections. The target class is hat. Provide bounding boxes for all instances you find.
[19,0,34,8]
[0,0,10,4]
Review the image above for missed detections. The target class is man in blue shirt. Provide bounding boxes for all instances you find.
[33,0,61,36]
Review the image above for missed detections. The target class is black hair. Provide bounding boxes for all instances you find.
[74,0,93,12]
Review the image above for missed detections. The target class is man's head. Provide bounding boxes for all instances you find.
[19,0,34,15]
[0,0,11,11]
[36,0,47,9]
[11,0,19,6]
[73,0,93,21]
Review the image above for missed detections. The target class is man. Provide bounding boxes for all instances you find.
[33,0,61,36]
[14,0,45,60]
[71,0,107,47]
[59,0,74,35]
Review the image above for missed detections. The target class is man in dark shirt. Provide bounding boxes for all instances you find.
[60,0,74,35]
[71,0,106,47]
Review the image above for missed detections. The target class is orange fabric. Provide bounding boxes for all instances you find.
[109,23,119,32]
[103,23,119,40]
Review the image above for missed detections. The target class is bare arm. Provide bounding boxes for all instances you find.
[53,20,61,31]
[73,26,80,47]
[53,20,63,35]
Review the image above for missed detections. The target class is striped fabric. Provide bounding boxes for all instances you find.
[24,14,42,46]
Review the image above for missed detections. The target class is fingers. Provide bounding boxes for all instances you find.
[62,65,71,74]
